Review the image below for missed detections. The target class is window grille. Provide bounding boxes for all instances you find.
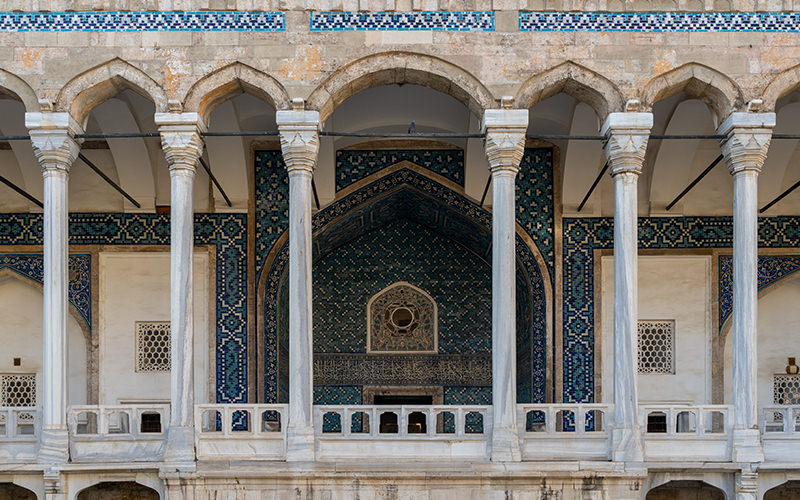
[773,375,800,405]
[637,320,675,374]
[1,374,36,406]
[135,322,171,372]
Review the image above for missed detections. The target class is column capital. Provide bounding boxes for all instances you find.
[481,109,528,175]
[601,112,653,177]
[717,112,776,176]
[155,112,206,174]
[25,112,83,174]
[277,109,320,175]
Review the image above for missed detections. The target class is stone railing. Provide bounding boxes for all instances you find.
[195,404,286,460]
[67,404,169,462]
[314,405,491,461]
[639,404,732,461]
[0,406,39,462]
[517,403,612,460]
[760,405,800,462]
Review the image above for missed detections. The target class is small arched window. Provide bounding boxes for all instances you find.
[367,282,437,354]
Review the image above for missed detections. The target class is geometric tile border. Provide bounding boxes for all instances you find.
[311,11,493,31]
[0,212,248,404]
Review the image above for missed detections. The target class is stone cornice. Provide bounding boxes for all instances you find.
[717,112,776,176]
[601,112,653,177]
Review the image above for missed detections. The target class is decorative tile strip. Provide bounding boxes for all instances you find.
[314,353,491,386]
[0,11,284,32]
[519,11,800,33]
[310,11,494,31]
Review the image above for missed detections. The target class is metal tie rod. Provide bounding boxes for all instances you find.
[198,155,232,208]
[0,173,43,208]
[78,153,141,209]
[761,178,800,213]
[577,162,609,212]
[665,154,724,211]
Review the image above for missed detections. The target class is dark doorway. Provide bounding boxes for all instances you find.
[375,395,432,434]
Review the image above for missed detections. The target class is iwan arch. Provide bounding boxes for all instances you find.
[2,8,800,500]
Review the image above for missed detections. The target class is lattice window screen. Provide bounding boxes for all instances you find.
[135,322,171,372]
[1,374,36,406]
[637,320,675,374]
[774,375,800,405]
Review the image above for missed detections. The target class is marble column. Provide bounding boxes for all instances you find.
[602,111,652,463]
[155,112,206,464]
[26,112,82,465]
[717,112,774,464]
[277,101,320,462]
[482,106,528,462]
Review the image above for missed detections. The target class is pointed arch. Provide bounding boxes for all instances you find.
[0,68,39,112]
[642,62,742,124]
[514,61,624,120]
[306,51,497,122]
[182,62,291,122]
[763,63,800,112]
[55,58,169,128]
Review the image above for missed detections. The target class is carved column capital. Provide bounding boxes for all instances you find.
[718,112,775,176]
[277,109,320,176]
[25,112,82,174]
[482,109,528,176]
[601,112,653,177]
[155,112,206,175]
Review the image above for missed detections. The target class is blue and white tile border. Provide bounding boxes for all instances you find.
[0,11,284,32]
[520,11,800,33]
[310,11,494,31]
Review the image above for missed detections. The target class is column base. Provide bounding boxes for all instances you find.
[163,425,196,464]
[732,428,764,463]
[611,427,644,463]
[286,424,315,462]
[490,424,521,462]
[38,427,69,464]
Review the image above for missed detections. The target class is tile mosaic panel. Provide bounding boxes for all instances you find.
[0,212,248,404]
[0,11,284,32]
[311,11,494,31]
[562,216,800,403]
[314,353,491,386]
[335,150,464,191]
[718,254,800,332]
[516,147,555,280]
[0,253,90,331]
[519,11,800,33]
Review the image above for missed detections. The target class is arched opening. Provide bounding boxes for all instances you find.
[646,480,724,500]
[765,480,800,499]
[0,74,42,212]
[76,481,159,500]
[0,483,36,500]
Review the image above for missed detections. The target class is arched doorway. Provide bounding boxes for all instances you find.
[76,481,159,500]
[646,480,725,500]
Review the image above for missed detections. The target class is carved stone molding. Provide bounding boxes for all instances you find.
[276,108,320,175]
[482,109,528,175]
[601,112,653,177]
[718,112,776,176]
[25,112,82,174]
[155,112,206,174]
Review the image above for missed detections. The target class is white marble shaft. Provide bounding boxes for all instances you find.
[601,112,652,463]
[26,112,82,464]
[718,113,774,463]
[482,108,528,462]
[155,112,206,464]
[277,107,320,462]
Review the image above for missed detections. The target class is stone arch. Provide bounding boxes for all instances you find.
[514,61,624,120]
[641,63,743,124]
[75,481,159,500]
[182,62,291,123]
[0,482,37,500]
[55,58,169,129]
[0,68,39,112]
[764,480,800,499]
[763,64,800,112]
[306,51,497,122]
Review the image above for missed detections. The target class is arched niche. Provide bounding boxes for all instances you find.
[0,483,37,500]
[645,480,725,500]
[75,481,159,500]
[764,480,800,500]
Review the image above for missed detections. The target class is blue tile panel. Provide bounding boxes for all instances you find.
[258,150,551,405]
[335,149,464,192]
[519,11,800,33]
[311,11,493,31]
[0,212,248,404]
[0,11,284,32]
[718,254,800,332]
[562,216,800,404]
[0,253,91,331]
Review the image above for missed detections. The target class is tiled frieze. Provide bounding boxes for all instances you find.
[0,11,284,32]
[519,11,800,32]
[314,353,491,386]
[0,212,248,404]
[310,11,493,31]
[0,253,90,331]
[335,150,464,192]
[562,216,800,403]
